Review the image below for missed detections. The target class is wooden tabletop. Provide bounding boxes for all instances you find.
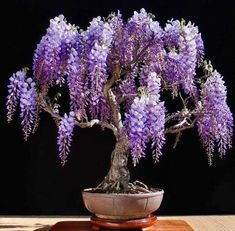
[0,215,234,231]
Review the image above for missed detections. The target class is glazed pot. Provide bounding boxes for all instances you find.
[82,188,164,220]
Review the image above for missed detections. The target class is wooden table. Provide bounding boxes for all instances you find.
[0,215,234,231]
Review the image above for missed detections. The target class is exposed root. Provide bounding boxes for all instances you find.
[127,181,152,193]
[93,180,158,194]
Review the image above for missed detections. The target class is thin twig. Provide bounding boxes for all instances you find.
[119,93,138,103]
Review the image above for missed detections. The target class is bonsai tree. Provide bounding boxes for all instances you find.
[6,9,233,193]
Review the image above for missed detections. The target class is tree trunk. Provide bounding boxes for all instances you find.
[98,136,130,192]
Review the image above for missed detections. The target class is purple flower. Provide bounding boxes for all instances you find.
[195,33,204,66]
[147,98,165,162]
[163,20,201,96]
[82,16,114,119]
[33,15,78,88]
[125,72,165,165]
[123,9,163,66]
[6,70,38,140]
[107,11,124,68]
[147,71,161,96]
[19,77,38,140]
[164,50,182,89]
[6,70,26,122]
[146,73,165,162]
[178,22,198,95]
[164,20,181,47]
[197,71,233,164]
[66,42,87,117]
[125,96,149,165]
[128,8,162,39]
[57,111,76,166]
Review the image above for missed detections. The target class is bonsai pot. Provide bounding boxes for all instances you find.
[82,188,164,220]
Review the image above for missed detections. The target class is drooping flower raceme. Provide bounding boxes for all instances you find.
[33,15,78,88]
[178,22,198,95]
[6,70,26,122]
[163,20,204,96]
[125,95,149,165]
[197,71,233,165]
[125,72,165,165]
[19,78,38,140]
[126,8,163,62]
[83,16,114,119]
[6,70,38,140]
[57,111,76,166]
[66,37,87,116]
[146,73,165,162]
[195,33,205,67]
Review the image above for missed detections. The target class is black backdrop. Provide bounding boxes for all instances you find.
[1,0,235,215]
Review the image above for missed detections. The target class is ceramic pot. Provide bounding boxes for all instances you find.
[82,188,164,220]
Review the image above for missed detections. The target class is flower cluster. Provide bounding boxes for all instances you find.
[33,15,78,88]
[83,16,114,119]
[7,70,26,122]
[57,111,76,166]
[66,40,87,116]
[197,71,233,165]
[124,95,148,165]
[6,70,38,140]
[163,20,204,95]
[124,72,165,165]
[19,78,38,140]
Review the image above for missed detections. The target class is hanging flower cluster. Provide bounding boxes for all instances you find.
[6,69,37,140]
[163,20,204,95]
[83,16,114,119]
[57,111,76,166]
[7,9,233,166]
[7,70,26,122]
[124,72,165,165]
[197,71,233,165]
[66,39,87,116]
[33,15,78,88]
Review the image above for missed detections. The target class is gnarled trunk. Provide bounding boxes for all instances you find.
[98,136,130,192]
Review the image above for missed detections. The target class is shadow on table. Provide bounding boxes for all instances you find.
[0,224,51,231]
[34,225,51,231]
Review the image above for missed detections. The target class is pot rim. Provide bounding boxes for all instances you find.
[82,187,164,197]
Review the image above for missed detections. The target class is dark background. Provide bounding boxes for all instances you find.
[0,0,235,215]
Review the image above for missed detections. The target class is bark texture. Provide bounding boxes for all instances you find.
[98,136,130,192]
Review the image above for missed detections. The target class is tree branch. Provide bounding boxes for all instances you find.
[103,65,123,133]
[38,93,62,126]
[166,110,189,123]
[119,93,138,103]
[165,118,197,134]
[39,93,118,136]
[77,119,118,137]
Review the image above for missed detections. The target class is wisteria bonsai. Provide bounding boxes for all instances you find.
[7,9,233,193]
